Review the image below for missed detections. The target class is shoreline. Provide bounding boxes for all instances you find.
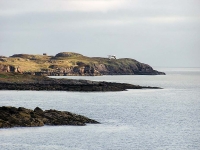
[0,82,161,92]
[0,72,162,92]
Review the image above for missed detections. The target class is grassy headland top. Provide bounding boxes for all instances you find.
[0,52,165,76]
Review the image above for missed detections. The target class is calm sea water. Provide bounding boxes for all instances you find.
[0,68,200,150]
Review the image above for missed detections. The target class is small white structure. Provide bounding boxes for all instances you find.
[108,55,116,59]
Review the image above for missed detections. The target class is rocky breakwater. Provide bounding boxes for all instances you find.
[0,106,99,128]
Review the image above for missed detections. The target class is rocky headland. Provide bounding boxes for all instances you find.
[0,52,165,76]
[0,106,99,128]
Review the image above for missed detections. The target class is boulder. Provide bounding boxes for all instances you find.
[34,107,44,114]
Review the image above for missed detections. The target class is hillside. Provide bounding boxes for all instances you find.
[0,52,165,76]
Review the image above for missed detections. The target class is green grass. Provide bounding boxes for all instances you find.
[0,72,48,83]
[0,74,8,78]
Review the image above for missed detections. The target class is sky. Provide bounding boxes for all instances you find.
[0,0,200,67]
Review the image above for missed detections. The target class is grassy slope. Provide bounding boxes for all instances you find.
[0,53,140,72]
[0,72,48,83]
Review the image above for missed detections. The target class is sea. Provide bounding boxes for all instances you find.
[0,68,200,150]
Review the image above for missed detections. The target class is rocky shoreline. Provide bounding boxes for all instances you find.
[0,72,162,91]
[0,82,161,91]
[0,106,99,128]
[0,80,161,92]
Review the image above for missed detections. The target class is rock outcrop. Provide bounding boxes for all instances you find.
[93,59,164,75]
[0,64,22,73]
[0,106,99,128]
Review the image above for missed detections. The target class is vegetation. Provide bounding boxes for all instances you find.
[0,52,139,72]
[0,52,165,75]
[0,72,48,83]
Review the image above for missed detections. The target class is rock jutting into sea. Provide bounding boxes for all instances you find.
[0,52,165,76]
[0,106,100,128]
[0,72,162,92]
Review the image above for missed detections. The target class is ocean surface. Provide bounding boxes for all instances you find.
[0,68,200,150]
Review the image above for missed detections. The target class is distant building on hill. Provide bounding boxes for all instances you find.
[43,53,47,56]
[108,55,116,59]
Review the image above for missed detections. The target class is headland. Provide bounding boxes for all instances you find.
[0,52,165,76]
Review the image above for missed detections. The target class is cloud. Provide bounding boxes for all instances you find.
[147,16,191,24]
[0,0,132,16]
[0,0,200,67]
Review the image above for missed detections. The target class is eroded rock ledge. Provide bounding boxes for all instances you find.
[0,72,162,91]
[0,106,99,128]
[0,80,161,91]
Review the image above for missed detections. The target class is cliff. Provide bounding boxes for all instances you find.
[0,52,165,76]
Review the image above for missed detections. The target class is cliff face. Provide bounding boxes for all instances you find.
[93,59,164,75]
[0,52,165,76]
[0,64,23,73]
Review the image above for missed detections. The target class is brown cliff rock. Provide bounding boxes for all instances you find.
[0,65,23,73]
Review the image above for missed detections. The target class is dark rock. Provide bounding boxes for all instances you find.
[0,106,44,128]
[0,80,161,91]
[0,106,99,128]
[34,107,44,114]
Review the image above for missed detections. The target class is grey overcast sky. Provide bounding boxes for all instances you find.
[0,0,200,67]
